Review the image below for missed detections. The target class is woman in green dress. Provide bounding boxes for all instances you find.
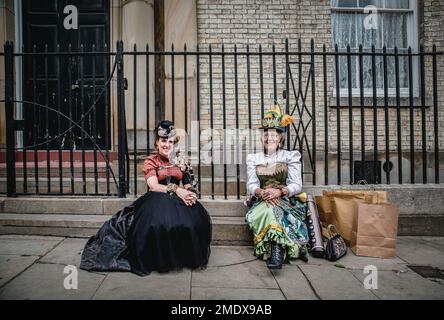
[246,105,309,269]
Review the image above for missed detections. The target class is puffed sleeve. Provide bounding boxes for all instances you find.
[246,153,260,196]
[143,156,158,181]
[286,150,302,197]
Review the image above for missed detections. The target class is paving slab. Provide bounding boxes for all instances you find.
[351,269,444,300]
[270,267,319,300]
[207,246,256,267]
[0,237,62,256]
[0,235,442,300]
[299,265,378,300]
[0,262,105,300]
[413,236,444,253]
[192,259,278,289]
[290,249,406,271]
[93,270,191,300]
[396,237,444,269]
[0,235,64,241]
[191,287,285,300]
[0,226,98,238]
[0,254,39,287]
[417,236,444,245]
[332,252,407,271]
[39,238,88,268]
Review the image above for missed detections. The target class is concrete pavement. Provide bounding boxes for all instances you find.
[0,235,443,300]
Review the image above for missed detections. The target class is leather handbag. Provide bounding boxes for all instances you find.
[325,224,347,261]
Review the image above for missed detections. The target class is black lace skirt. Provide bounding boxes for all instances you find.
[80,192,212,276]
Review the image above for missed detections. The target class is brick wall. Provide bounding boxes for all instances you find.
[422,0,444,149]
[196,0,332,150]
[196,0,444,183]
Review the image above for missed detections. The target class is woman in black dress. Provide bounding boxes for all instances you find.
[80,120,212,276]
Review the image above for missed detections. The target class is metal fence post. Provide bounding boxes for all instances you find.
[4,41,16,197]
[116,40,126,198]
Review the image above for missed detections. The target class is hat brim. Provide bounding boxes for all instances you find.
[157,133,180,144]
[259,126,286,132]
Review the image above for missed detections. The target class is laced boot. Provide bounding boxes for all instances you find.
[267,243,283,269]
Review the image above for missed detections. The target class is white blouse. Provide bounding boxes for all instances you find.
[246,149,303,197]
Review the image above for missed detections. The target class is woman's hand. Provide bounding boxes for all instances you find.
[261,188,282,201]
[176,187,197,206]
[265,198,280,207]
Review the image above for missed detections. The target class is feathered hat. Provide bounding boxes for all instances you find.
[259,103,295,132]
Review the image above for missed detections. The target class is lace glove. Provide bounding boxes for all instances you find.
[166,183,178,196]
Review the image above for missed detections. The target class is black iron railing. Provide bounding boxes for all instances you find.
[1,39,443,198]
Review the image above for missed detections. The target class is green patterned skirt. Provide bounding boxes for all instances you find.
[246,193,309,260]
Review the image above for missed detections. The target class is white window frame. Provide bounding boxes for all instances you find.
[331,0,419,98]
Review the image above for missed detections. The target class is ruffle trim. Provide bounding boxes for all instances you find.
[253,225,300,260]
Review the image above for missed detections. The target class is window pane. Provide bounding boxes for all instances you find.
[335,55,358,89]
[332,12,357,48]
[384,0,409,9]
[357,13,383,49]
[382,13,408,48]
[331,1,412,91]
[386,55,408,89]
[356,13,384,89]
[332,0,358,7]
[359,0,382,8]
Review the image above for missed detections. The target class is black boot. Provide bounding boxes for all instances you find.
[267,243,283,269]
[299,246,309,263]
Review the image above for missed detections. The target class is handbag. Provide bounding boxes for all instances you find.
[325,224,347,262]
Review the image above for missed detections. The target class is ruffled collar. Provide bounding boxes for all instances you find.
[263,148,281,158]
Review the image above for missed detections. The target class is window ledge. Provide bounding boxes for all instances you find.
[328,96,432,109]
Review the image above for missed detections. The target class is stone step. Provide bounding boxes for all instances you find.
[1,183,444,237]
[0,213,252,245]
[3,184,444,218]
[0,196,248,217]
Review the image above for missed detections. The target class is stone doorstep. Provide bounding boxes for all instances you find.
[0,214,246,228]
[0,213,443,244]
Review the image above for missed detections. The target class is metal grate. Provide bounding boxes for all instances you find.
[408,265,444,279]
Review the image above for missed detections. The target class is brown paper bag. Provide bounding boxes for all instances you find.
[351,203,399,258]
[320,190,388,245]
[328,194,360,245]
[315,195,334,239]
[328,190,388,203]
[314,195,328,223]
